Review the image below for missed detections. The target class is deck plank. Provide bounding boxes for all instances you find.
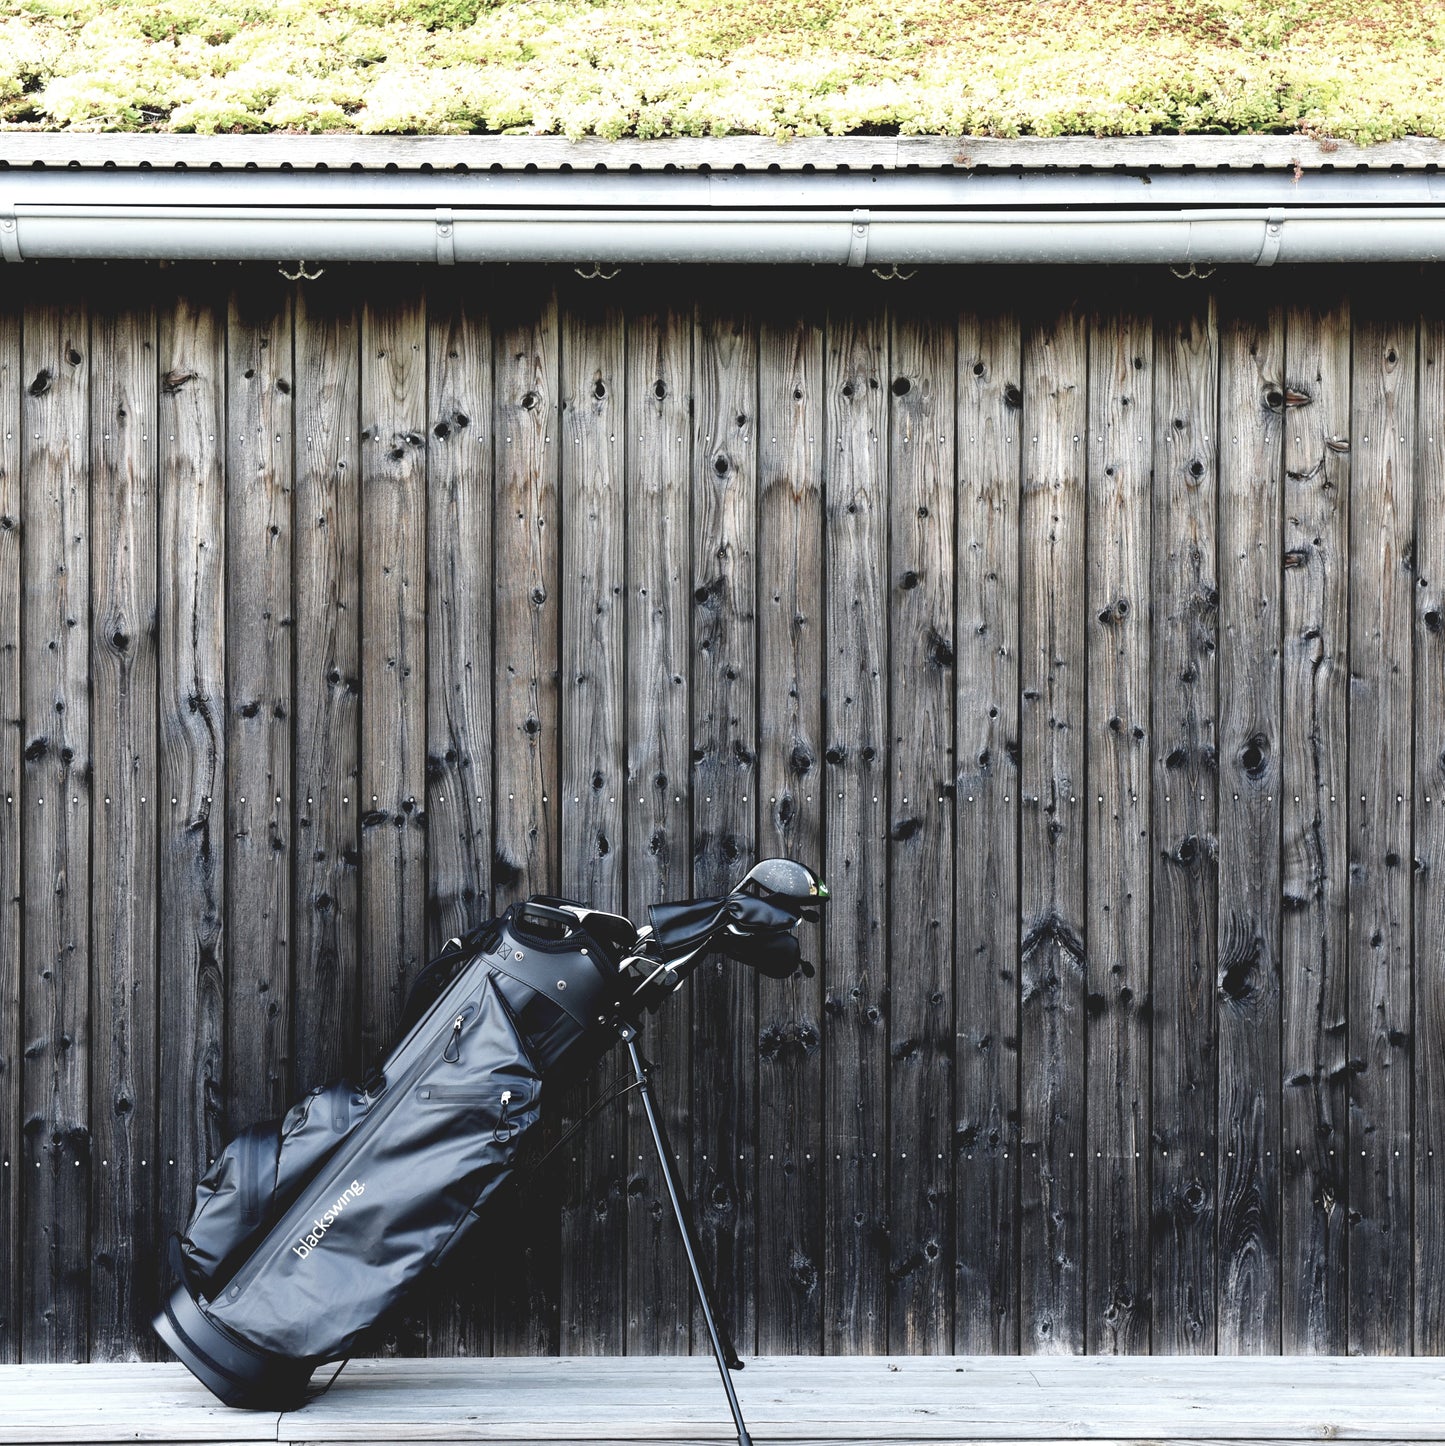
[12,1358,1445,1446]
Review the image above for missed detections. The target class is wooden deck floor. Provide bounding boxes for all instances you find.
[5,1356,1445,1446]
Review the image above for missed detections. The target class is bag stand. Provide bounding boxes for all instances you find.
[626,1037,754,1446]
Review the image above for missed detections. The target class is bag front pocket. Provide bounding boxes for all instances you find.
[415,1085,522,1142]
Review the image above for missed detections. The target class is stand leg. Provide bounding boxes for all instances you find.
[627,1038,753,1446]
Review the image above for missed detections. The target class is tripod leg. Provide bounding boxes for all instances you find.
[627,1037,753,1446]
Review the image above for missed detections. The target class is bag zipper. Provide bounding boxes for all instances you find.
[415,1084,517,1105]
[495,1089,516,1143]
[442,1002,478,1064]
[414,1083,523,1144]
[442,1011,468,1063]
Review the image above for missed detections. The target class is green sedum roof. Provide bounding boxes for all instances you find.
[2,0,1442,141]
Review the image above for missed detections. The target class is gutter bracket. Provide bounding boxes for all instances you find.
[0,206,20,264]
[846,208,870,267]
[436,207,456,266]
[1256,207,1285,267]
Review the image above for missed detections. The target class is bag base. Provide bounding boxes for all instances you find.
[155,1280,314,1410]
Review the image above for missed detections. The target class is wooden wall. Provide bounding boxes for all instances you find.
[1,262,1443,1361]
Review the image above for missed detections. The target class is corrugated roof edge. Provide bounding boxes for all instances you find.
[1,132,1444,172]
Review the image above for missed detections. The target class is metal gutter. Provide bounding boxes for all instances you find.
[4,158,1445,263]
[5,203,1445,265]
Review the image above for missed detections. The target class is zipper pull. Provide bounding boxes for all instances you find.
[443,1014,465,1063]
[494,1089,515,1143]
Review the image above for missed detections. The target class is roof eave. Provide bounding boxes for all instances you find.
[3,132,1445,174]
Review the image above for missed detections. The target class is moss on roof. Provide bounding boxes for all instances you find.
[1,0,1442,141]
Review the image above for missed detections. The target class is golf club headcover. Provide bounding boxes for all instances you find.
[648,894,799,956]
[719,927,802,978]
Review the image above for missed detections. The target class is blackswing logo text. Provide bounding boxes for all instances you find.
[292,1180,365,1258]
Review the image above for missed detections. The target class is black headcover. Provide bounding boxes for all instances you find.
[718,927,802,978]
[648,894,804,977]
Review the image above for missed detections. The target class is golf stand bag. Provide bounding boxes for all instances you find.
[155,858,829,1446]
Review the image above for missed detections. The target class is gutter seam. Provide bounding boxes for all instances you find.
[0,206,19,263]
[846,208,870,266]
[1256,208,1285,267]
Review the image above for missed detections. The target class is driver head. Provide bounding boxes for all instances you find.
[737,857,829,902]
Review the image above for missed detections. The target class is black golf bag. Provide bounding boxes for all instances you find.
[155,859,827,1444]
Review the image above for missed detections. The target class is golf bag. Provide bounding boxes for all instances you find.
[155,859,828,1444]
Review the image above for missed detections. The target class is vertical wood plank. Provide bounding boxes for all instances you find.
[1150,294,1220,1355]
[822,294,888,1355]
[425,281,492,954]
[0,290,21,1362]
[954,305,1022,1355]
[358,275,428,1061]
[623,295,692,1357]
[691,306,759,1352]
[1346,302,1415,1356]
[225,282,293,1130]
[292,281,361,1094]
[358,273,428,1356]
[492,283,561,916]
[1215,290,1284,1353]
[558,285,627,1356]
[491,278,561,1357]
[885,302,954,1353]
[1416,304,1445,1353]
[20,294,92,1361]
[1018,301,1087,1355]
[156,277,227,1325]
[424,277,493,1359]
[755,299,826,1355]
[1084,301,1153,1355]
[1280,294,1350,1354]
[89,285,159,1361]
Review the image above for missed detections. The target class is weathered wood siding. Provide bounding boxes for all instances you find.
[1,263,1443,1361]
